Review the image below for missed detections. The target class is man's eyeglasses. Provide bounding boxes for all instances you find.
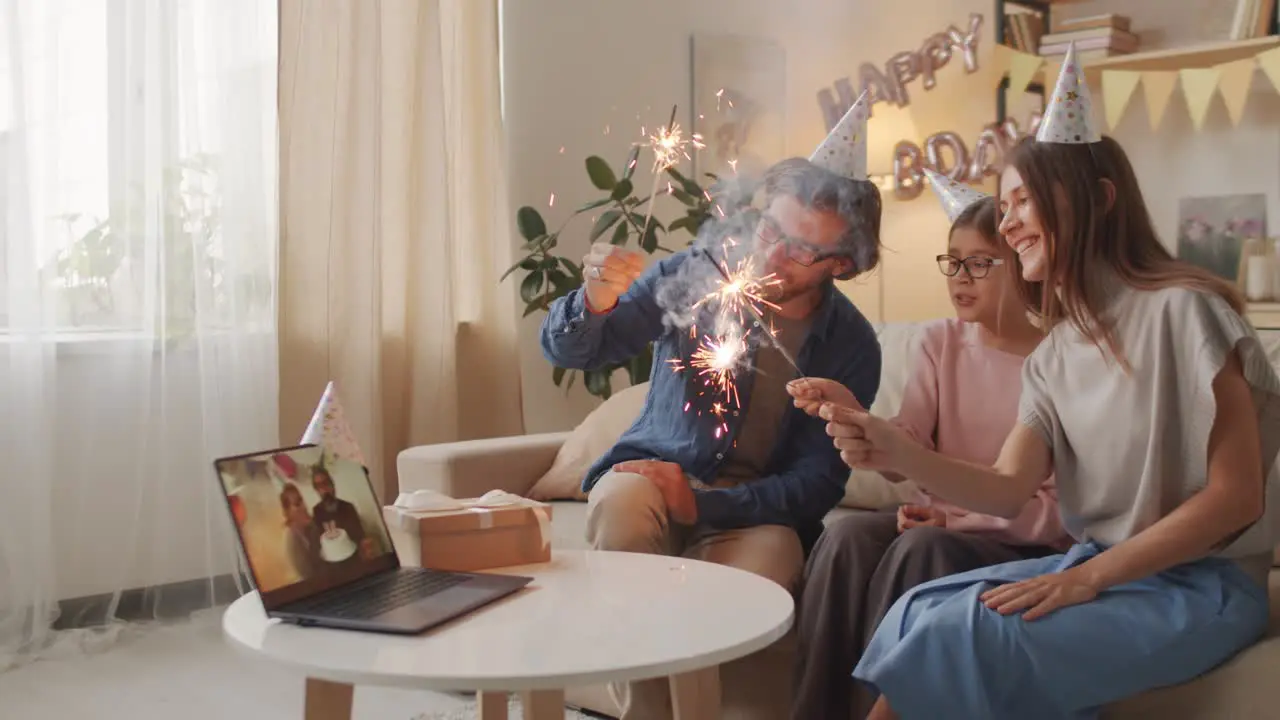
[756,216,842,267]
[936,254,1004,279]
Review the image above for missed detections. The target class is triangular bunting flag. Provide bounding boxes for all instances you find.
[1256,47,1280,95]
[1140,71,1179,131]
[1216,58,1257,126]
[1101,70,1142,130]
[810,90,869,180]
[1179,67,1221,131]
[300,381,367,465]
[1008,50,1044,94]
[990,46,1015,91]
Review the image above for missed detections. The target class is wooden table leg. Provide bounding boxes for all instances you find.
[477,692,509,720]
[520,689,566,720]
[670,666,721,720]
[304,677,353,720]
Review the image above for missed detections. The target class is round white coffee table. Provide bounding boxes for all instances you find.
[223,549,794,720]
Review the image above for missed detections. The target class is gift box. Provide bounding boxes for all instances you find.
[382,500,553,572]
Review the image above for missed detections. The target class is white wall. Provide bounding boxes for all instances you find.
[505,0,1280,434]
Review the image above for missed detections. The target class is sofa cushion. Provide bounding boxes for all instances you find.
[840,322,924,510]
[527,382,651,501]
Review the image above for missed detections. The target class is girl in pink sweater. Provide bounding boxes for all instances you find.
[787,173,1069,720]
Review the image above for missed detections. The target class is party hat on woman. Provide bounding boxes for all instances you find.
[810,90,869,180]
[924,168,990,223]
[1036,42,1101,144]
[300,381,366,465]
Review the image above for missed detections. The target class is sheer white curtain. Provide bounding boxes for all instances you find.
[0,0,278,669]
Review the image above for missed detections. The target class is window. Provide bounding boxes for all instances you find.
[1,0,276,339]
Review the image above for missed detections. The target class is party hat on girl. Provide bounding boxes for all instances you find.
[810,90,869,180]
[300,381,366,465]
[1036,42,1101,144]
[924,168,990,223]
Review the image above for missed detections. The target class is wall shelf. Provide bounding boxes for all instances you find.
[1248,302,1280,329]
[1007,35,1280,85]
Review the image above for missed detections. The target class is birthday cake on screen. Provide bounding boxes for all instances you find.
[319,527,357,563]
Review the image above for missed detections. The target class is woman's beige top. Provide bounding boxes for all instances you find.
[1018,284,1280,586]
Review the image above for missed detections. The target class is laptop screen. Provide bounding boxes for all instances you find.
[214,444,398,609]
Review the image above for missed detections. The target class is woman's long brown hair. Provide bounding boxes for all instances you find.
[1003,135,1243,365]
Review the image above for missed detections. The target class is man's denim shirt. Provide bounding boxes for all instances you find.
[540,250,882,550]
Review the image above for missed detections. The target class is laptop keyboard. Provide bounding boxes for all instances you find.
[285,568,470,620]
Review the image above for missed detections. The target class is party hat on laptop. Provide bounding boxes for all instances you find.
[810,90,869,180]
[1036,42,1101,144]
[924,168,990,223]
[300,381,366,465]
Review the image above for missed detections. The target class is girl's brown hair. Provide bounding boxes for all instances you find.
[949,195,1044,320]
[1002,135,1243,363]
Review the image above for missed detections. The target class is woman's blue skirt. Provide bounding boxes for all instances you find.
[851,542,1269,720]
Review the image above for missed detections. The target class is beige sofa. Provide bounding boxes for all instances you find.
[398,322,1280,719]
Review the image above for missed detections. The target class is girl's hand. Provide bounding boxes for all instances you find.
[787,378,863,417]
[819,402,913,473]
[979,567,1099,621]
[897,504,946,532]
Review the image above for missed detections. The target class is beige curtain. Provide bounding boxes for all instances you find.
[278,0,524,499]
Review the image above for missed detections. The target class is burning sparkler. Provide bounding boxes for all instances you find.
[693,250,782,324]
[636,105,704,246]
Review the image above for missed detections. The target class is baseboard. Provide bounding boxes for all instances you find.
[53,573,249,630]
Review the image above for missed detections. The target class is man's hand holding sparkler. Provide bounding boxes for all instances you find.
[612,459,698,525]
[786,377,863,417]
[583,242,646,313]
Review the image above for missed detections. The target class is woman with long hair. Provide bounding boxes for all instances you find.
[814,49,1279,719]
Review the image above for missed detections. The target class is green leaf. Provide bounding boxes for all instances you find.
[610,178,634,201]
[628,347,653,385]
[516,206,547,240]
[499,254,538,282]
[522,301,546,318]
[576,197,612,213]
[588,210,623,242]
[565,370,577,392]
[610,221,629,246]
[584,369,612,399]
[671,189,698,207]
[548,269,577,296]
[628,212,664,233]
[621,145,642,181]
[552,366,567,386]
[559,256,584,282]
[640,224,659,253]
[585,156,617,190]
[667,216,694,233]
[519,271,544,303]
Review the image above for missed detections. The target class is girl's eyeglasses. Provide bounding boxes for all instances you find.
[936,255,1003,279]
[756,215,842,267]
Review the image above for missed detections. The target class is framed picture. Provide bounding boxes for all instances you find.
[1176,193,1267,283]
[689,33,787,181]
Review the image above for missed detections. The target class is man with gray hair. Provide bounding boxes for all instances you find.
[538,94,883,720]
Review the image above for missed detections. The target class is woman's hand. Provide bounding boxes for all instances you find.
[819,402,914,472]
[897,504,946,532]
[978,567,1099,621]
[787,378,862,417]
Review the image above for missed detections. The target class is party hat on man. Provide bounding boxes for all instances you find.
[300,381,366,465]
[924,168,990,223]
[810,90,869,180]
[1036,42,1101,144]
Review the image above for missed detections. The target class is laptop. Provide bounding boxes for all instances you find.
[214,443,532,634]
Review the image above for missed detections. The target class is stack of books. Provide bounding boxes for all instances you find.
[1038,14,1138,63]
[1003,10,1045,53]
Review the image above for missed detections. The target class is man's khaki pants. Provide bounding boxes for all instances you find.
[586,471,804,720]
